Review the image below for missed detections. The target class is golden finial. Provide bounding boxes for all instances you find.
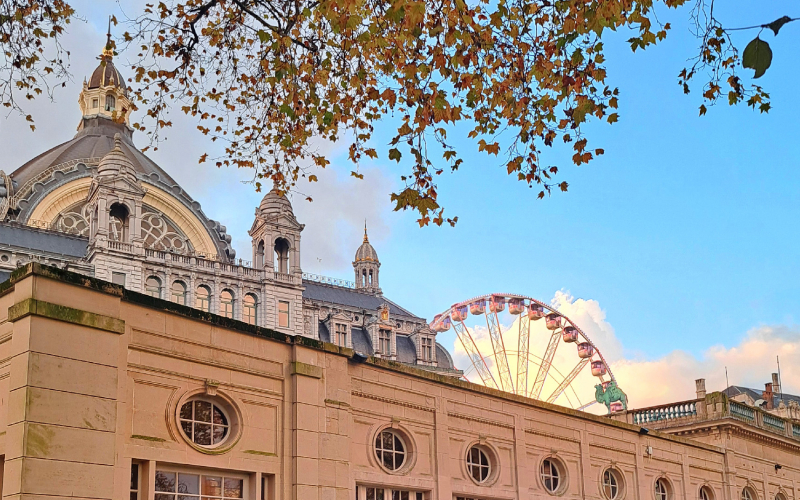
[363,220,369,243]
[101,16,114,59]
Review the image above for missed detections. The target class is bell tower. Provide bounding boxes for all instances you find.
[77,25,133,127]
[353,223,381,295]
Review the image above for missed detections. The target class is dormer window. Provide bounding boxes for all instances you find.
[335,323,348,347]
[421,337,433,361]
[379,329,391,355]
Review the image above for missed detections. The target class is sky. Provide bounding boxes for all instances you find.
[1,1,799,407]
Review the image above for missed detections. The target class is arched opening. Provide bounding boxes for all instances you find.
[105,93,116,112]
[362,269,367,287]
[108,203,129,242]
[368,269,373,286]
[255,240,265,269]
[220,289,234,319]
[195,285,211,312]
[171,281,187,305]
[273,237,290,274]
[243,294,258,326]
[145,276,162,298]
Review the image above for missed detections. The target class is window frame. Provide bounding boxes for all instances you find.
[379,329,391,355]
[466,445,492,484]
[154,466,247,500]
[196,285,211,312]
[602,468,623,500]
[145,276,162,298]
[178,398,231,449]
[375,428,408,473]
[220,289,235,319]
[171,280,187,305]
[335,322,348,347]
[278,300,290,328]
[421,337,433,361]
[131,462,140,500]
[540,458,562,495]
[655,478,670,500]
[741,487,756,500]
[243,293,258,326]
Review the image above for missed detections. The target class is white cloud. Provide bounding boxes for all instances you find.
[450,292,799,413]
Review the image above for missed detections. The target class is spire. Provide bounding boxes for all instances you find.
[102,16,114,59]
[363,220,369,243]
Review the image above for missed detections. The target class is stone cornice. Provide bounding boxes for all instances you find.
[8,297,125,334]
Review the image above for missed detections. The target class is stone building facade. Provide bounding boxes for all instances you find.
[0,264,799,500]
[0,43,453,376]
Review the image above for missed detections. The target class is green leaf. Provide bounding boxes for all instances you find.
[388,148,402,162]
[256,30,269,43]
[742,37,772,79]
[766,16,793,35]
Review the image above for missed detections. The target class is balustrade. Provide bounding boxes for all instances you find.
[729,401,756,423]
[632,400,698,425]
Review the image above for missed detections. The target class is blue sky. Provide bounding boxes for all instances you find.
[1,1,799,401]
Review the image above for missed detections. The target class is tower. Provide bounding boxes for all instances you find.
[353,223,381,295]
[77,27,132,128]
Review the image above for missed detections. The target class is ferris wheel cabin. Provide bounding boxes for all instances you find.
[528,303,546,320]
[489,295,506,313]
[546,313,562,330]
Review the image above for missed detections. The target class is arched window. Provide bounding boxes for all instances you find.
[220,289,234,319]
[243,294,258,326]
[255,240,265,269]
[775,493,787,500]
[655,478,670,500]
[375,429,406,471]
[362,269,367,287]
[171,281,187,305]
[178,398,229,447]
[741,487,756,500]
[195,285,210,312]
[466,446,491,483]
[368,269,373,285]
[700,486,714,500]
[105,94,116,112]
[273,238,290,273]
[540,458,561,494]
[108,203,129,242]
[145,276,162,298]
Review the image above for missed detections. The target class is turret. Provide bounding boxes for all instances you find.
[353,223,381,295]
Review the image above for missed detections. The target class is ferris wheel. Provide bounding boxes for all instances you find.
[431,294,627,413]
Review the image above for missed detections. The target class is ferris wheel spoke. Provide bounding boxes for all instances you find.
[486,311,515,393]
[576,400,599,411]
[516,314,531,397]
[530,330,561,399]
[453,321,499,390]
[545,358,590,404]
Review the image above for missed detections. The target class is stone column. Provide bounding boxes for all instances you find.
[433,396,451,500]
[290,342,324,500]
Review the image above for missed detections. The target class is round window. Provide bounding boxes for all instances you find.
[375,429,406,471]
[179,399,229,447]
[466,446,491,483]
[655,478,670,500]
[602,468,623,499]
[541,458,563,494]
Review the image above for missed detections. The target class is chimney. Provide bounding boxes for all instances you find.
[772,373,781,396]
[695,379,707,399]
[763,382,774,410]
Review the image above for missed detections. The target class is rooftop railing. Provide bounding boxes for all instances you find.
[618,392,800,443]
[302,272,355,289]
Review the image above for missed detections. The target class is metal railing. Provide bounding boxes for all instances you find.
[302,272,355,289]
[632,400,699,425]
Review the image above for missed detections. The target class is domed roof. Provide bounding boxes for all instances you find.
[96,133,137,182]
[355,225,379,263]
[87,40,127,96]
[258,186,294,219]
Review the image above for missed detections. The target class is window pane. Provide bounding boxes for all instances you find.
[383,451,394,470]
[223,478,243,498]
[131,463,139,490]
[155,495,173,500]
[394,436,404,453]
[181,420,193,439]
[382,432,393,450]
[213,406,227,425]
[202,476,223,496]
[180,402,193,420]
[178,474,200,495]
[194,424,212,445]
[367,488,375,500]
[195,401,212,422]
[131,493,138,500]
[156,472,177,492]
[212,425,227,444]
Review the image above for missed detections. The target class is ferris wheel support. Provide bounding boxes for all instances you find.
[486,311,515,393]
[545,358,590,404]
[453,320,499,390]
[516,314,531,397]
[530,329,561,399]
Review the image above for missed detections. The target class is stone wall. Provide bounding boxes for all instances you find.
[0,264,797,500]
